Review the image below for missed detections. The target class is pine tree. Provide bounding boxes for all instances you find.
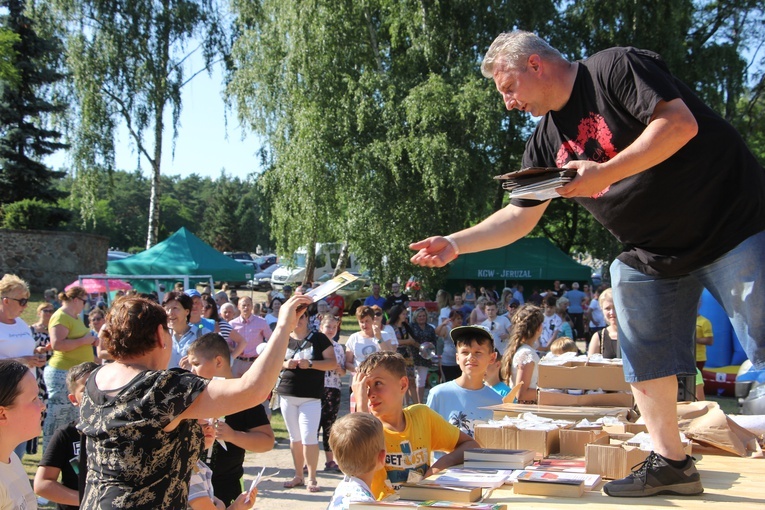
[0,0,67,205]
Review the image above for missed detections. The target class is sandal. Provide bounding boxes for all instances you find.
[307,479,320,492]
[324,461,341,472]
[283,477,304,489]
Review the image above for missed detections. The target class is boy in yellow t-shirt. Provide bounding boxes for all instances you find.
[352,351,479,500]
[695,311,714,401]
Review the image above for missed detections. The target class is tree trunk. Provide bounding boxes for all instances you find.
[304,240,317,286]
[334,241,350,277]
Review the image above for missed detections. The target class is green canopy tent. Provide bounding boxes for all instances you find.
[107,227,252,293]
[446,237,592,285]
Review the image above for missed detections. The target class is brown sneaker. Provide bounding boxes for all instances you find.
[603,452,703,497]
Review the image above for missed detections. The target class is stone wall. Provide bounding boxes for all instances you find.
[0,229,109,293]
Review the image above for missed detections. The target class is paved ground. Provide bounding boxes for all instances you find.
[241,374,352,510]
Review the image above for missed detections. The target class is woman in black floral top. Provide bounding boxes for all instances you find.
[78,294,312,509]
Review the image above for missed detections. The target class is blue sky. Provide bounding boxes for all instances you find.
[45,64,265,181]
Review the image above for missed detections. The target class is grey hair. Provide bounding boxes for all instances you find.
[481,30,565,78]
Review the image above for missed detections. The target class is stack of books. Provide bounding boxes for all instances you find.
[494,167,577,201]
[463,448,536,470]
[507,469,602,494]
[512,471,586,497]
[418,467,514,489]
[398,485,482,503]
[349,501,507,510]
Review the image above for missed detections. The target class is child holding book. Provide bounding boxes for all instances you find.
[34,361,99,509]
[188,419,257,509]
[352,351,479,500]
[500,304,544,404]
[327,413,385,510]
[187,333,275,505]
[425,326,502,437]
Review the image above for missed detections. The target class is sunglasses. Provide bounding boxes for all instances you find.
[374,312,383,317]
[42,308,54,313]
[6,297,29,306]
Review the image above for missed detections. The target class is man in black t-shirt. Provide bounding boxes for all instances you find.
[411,30,765,498]
[383,282,409,312]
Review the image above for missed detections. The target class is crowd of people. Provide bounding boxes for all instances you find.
[2,268,621,509]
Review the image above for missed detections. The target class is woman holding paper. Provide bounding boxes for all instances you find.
[277,311,336,492]
[77,293,312,509]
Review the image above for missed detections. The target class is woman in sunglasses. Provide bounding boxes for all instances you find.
[0,274,46,461]
[44,286,97,451]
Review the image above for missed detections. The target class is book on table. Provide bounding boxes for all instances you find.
[463,460,533,470]
[397,484,482,503]
[349,501,507,510]
[513,478,584,498]
[463,448,536,464]
[418,468,514,489]
[506,470,601,490]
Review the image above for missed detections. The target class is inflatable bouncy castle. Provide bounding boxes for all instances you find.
[699,289,747,396]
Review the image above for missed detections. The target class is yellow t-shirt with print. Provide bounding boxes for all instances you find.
[695,315,713,363]
[370,404,461,500]
[49,309,94,370]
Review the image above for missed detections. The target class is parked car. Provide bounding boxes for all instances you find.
[107,250,132,261]
[224,251,254,262]
[254,254,277,271]
[248,264,280,291]
[316,273,370,315]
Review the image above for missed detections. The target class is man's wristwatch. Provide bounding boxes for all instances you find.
[308,360,313,368]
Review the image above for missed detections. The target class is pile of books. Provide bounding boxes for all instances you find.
[349,502,507,510]
[494,167,577,201]
[463,448,535,470]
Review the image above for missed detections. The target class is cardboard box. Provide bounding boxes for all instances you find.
[485,403,631,422]
[602,422,648,435]
[585,444,649,480]
[538,390,634,408]
[474,424,560,458]
[559,428,610,456]
[538,361,631,392]
[585,441,693,480]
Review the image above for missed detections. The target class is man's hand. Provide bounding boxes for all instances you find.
[557,160,614,199]
[409,236,457,268]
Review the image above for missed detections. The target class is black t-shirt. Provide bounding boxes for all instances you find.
[208,404,269,490]
[40,422,81,510]
[276,332,332,399]
[519,47,765,277]
[384,293,409,311]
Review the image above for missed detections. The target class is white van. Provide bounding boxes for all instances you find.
[270,243,361,289]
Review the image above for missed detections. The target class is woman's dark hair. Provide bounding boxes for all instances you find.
[59,285,87,303]
[269,297,284,310]
[0,359,30,407]
[161,291,193,324]
[388,305,407,325]
[203,295,220,322]
[100,296,169,359]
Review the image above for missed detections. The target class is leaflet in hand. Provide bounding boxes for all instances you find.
[305,271,358,302]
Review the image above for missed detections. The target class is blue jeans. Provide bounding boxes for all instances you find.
[611,229,765,382]
[42,365,79,452]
